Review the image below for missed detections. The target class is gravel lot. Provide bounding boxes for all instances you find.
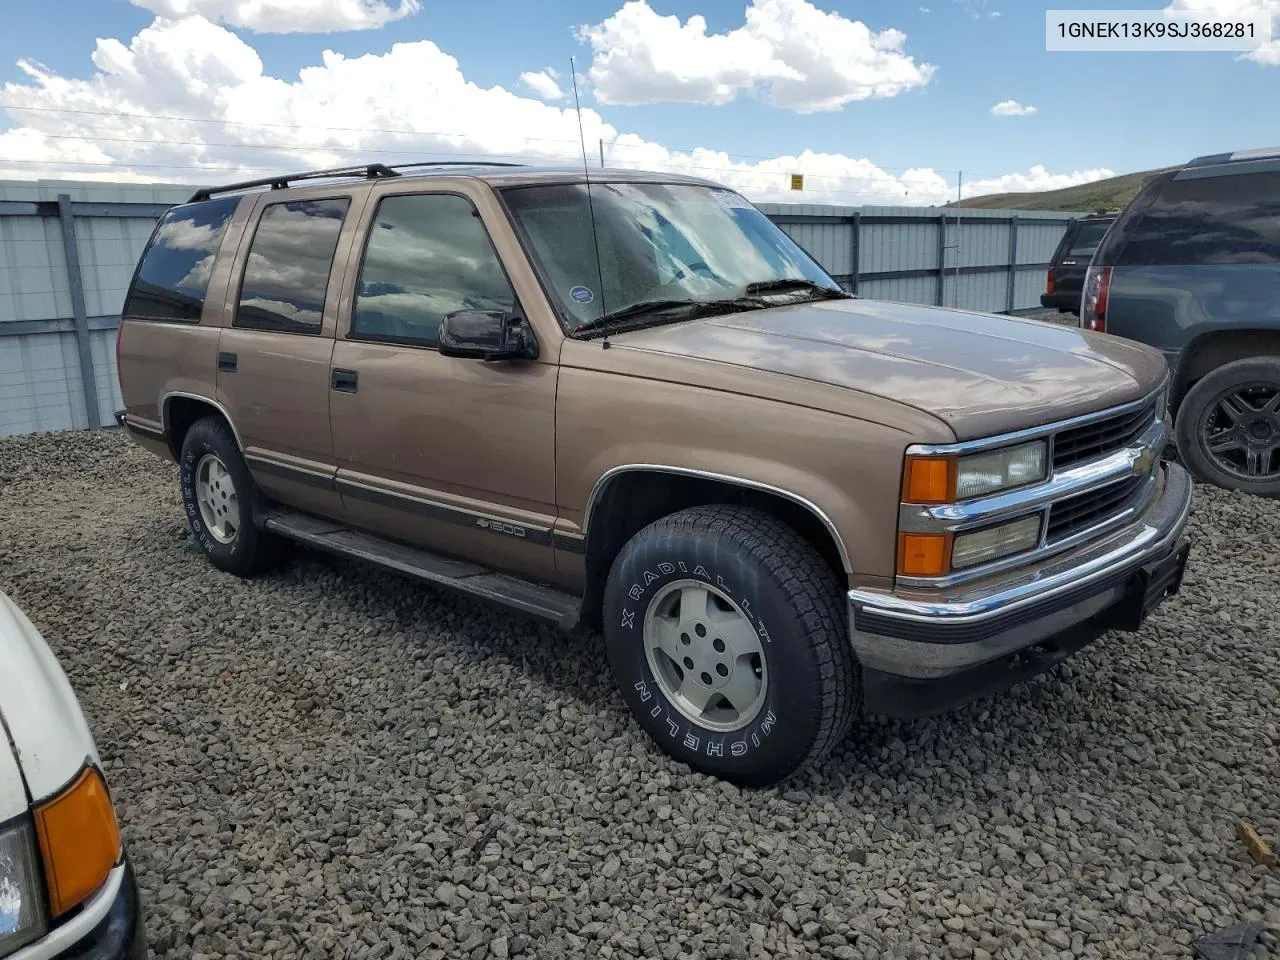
[0,428,1276,960]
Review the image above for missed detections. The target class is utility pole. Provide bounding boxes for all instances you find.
[599,139,605,168]
[954,171,963,307]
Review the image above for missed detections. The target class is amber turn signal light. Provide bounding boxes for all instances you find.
[902,456,955,504]
[33,767,121,917]
[897,532,951,576]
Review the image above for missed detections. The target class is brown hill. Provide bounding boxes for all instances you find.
[952,167,1179,212]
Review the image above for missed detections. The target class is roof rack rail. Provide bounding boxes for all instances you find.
[188,163,401,203]
[187,160,528,203]
[386,161,527,172]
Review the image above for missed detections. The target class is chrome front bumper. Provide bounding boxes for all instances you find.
[848,460,1193,684]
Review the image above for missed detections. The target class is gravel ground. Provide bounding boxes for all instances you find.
[0,429,1276,960]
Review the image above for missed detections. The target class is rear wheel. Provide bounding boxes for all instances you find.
[1176,357,1280,496]
[179,417,286,576]
[602,505,859,786]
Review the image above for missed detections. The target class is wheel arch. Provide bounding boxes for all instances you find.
[1173,328,1280,413]
[162,392,243,460]
[578,465,853,632]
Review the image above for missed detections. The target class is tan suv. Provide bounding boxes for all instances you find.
[116,162,1193,785]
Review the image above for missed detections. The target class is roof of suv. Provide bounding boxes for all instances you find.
[188,162,721,203]
[1185,146,1280,168]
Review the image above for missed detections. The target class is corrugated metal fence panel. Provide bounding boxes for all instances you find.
[0,183,1083,437]
[75,215,164,317]
[0,332,85,436]
[0,214,72,322]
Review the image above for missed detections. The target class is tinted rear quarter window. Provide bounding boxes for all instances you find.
[1117,169,1280,266]
[124,197,239,321]
[236,197,350,333]
[1066,221,1111,258]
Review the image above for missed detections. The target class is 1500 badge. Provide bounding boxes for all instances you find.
[476,517,527,539]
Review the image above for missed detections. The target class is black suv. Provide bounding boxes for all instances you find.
[1040,213,1115,314]
[1081,147,1280,496]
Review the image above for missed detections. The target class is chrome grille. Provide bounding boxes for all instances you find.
[1053,399,1157,470]
[1045,475,1147,543]
[898,386,1169,588]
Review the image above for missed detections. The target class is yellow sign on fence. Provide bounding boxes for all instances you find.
[789,173,804,191]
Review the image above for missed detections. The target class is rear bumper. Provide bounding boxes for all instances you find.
[1040,291,1080,312]
[848,461,1193,716]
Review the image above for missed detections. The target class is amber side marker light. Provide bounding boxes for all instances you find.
[34,766,121,917]
[898,532,951,577]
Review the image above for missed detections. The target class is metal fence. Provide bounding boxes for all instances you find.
[0,178,1081,438]
[757,202,1075,312]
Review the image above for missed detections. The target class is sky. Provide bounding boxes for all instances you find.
[0,0,1275,206]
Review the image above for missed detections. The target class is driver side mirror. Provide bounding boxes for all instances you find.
[437,309,538,361]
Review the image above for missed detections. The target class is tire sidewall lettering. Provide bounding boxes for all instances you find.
[180,434,239,558]
[619,553,780,761]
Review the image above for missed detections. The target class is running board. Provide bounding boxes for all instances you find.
[261,508,581,630]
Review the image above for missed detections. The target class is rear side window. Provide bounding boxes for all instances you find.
[1118,170,1280,265]
[124,197,239,322]
[1066,221,1111,258]
[236,198,350,333]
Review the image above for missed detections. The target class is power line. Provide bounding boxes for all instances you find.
[0,102,954,176]
[1,137,926,188]
[0,102,586,147]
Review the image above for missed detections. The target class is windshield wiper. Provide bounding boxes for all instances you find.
[745,278,852,299]
[573,297,765,338]
[573,299,699,335]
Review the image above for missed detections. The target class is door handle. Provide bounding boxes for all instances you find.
[217,352,237,373]
[331,368,359,393]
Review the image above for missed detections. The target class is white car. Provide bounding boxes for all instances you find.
[0,591,145,960]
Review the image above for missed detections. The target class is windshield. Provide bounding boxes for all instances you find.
[501,181,841,331]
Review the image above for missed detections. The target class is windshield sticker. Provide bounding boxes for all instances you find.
[569,285,595,304]
[713,190,754,211]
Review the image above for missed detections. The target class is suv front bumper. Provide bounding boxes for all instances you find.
[848,461,1193,717]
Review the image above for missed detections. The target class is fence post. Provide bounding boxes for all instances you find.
[935,213,947,306]
[1006,215,1019,313]
[850,212,861,294]
[57,194,102,430]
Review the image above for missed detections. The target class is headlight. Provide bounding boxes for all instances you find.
[955,442,1047,499]
[0,820,47,955]
[904,440,1048,503]
[951,515,1042,569]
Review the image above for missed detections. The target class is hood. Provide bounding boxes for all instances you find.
[608,298,1168,440]
[0,592,100,810]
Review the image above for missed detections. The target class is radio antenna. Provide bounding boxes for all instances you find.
[569,57,610,347]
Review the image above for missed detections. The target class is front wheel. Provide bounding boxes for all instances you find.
[1175,357,1280,496]
[602,505,859,786]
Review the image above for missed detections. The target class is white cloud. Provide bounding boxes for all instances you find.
[1165,0,1280,64]
[990,99,1036,116]
[953,0,995,18]
[962,164,1114,200]
[0,13,1106,207]
[130,0,421,33]
[577,0,936,113]
[520,68,565,101]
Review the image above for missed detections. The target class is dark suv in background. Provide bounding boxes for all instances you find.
[1041,213,1115,315]
[1082,147,1280,496]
